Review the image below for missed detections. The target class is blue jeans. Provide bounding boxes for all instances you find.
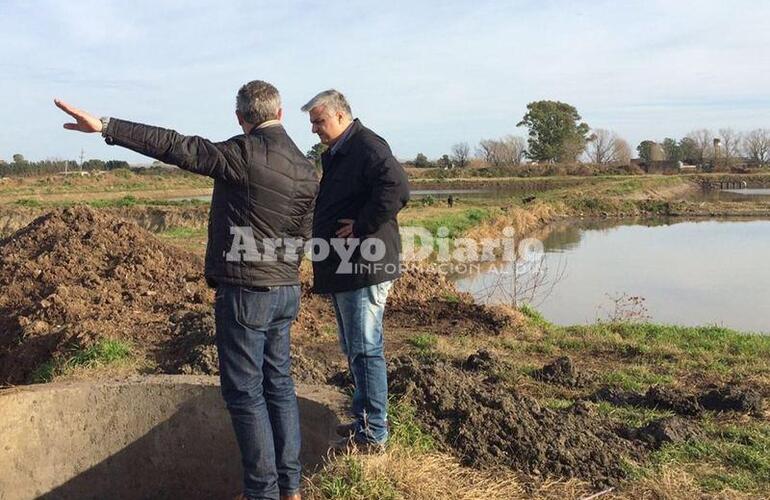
[215,284,301,500]
[331,280,393,444]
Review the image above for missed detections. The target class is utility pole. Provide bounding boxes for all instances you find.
[79,148,85,172]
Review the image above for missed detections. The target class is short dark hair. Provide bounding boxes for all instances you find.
[236,80,281,125]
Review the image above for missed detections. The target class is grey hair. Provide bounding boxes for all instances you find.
[301,89,352,118]
[236,80,281,125]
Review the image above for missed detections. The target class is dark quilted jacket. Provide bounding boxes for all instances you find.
[104,119,319,288]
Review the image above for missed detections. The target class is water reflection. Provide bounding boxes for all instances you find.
[454,218,770,334]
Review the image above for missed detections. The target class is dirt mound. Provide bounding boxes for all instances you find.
[0,207,210,384]
[621,417,701,448]
[389,351,653,488]
[532,356,590,388]
[388,266,517,335]
[591,383,763,416]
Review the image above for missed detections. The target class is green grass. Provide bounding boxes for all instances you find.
[635,421,770,493]
[595,401,676,427]
[87,194,139,208]
[407,333,438,353]
[412,207,492,238]
[388,398,435,452]
[600,366,674,392]
[158,226,207,239]
[14,198,42,207]
[316,456,399,500]
[30,339,133,383]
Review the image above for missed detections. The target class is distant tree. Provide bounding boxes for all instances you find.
[686,129,714,164]
[437,154,452,169]
[413,153,432,168]
[450,142,470,168]
[82,159,105,171]
[517,100,590,163]
[678,137,699,163]
[636,140,661,163]
[611,137,632,165]
[587,129,630,165]
[306,142,327,169]
[477,136,526,167]
[743,129,770,165]
[12,154,26,165]
[104,160,130,170]
[718,128,742,165]
[661,138,682,162]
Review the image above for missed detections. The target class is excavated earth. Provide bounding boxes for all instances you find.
[0,207,765,494]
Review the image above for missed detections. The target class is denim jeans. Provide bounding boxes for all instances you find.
[331,280,393,444]
[215,284,302,500]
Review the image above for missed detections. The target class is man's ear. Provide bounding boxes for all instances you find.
[236,110,244,126]
[275,108,283,120]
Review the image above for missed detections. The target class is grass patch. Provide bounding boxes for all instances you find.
[158,226,207,239]
[595,401,676,427]
[388,398,435,452]
[600,366,673,392]
[30,339,133,383]
[412,207,492,238]
[14,198,42,207]
[87,195,139,208]
[407,333,438,353]
[315,455,400,500]
[640,422,770,493]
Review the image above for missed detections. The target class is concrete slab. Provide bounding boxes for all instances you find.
[0,376,347,499]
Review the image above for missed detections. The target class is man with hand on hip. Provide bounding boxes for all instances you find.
[301,89,409,448]
[55,80,318,500]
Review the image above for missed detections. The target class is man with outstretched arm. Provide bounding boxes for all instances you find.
[55,80,318,500]
[301,89,410,449]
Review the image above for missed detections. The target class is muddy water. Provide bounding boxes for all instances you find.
[454,218,770,334]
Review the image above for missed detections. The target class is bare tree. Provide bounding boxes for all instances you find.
[477,136,526,167]
[502,135,527,166]
[687,129,714,164]
[586,129,613,164]
[587,129,631,165]
[450,142,470,168]
[718,128,743,165]
[612,137,632,165]
[744,129,770,165]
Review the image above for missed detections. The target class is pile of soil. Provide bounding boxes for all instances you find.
[387,266,517,335]
[592,383,764,416]
[0,207,210,384]
[531,356,590,388]
[388,351,673,488]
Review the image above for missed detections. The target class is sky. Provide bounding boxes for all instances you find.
[1,0,769,164]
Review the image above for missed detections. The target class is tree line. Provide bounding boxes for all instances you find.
[637,129,770,166]
[402,100,769,169]
[0,154,131,177]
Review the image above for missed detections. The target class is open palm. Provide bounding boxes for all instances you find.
[54,99,102,133]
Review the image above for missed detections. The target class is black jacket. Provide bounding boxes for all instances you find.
[312,119,410,293]
[103,119,319,288]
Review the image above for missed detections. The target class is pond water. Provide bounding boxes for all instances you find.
[693,188,770,202]
[453,218,770,334]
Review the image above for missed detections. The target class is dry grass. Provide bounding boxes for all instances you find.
[304,444,592,500]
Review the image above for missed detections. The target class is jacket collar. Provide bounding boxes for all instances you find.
[325,118,362,158]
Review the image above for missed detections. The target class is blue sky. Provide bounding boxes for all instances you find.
[1,0,769,163]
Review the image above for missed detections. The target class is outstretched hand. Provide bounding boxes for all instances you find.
[54,99,102,133]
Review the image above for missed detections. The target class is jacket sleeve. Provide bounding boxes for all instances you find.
[103,118,247,184]
[352,154,410,237]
